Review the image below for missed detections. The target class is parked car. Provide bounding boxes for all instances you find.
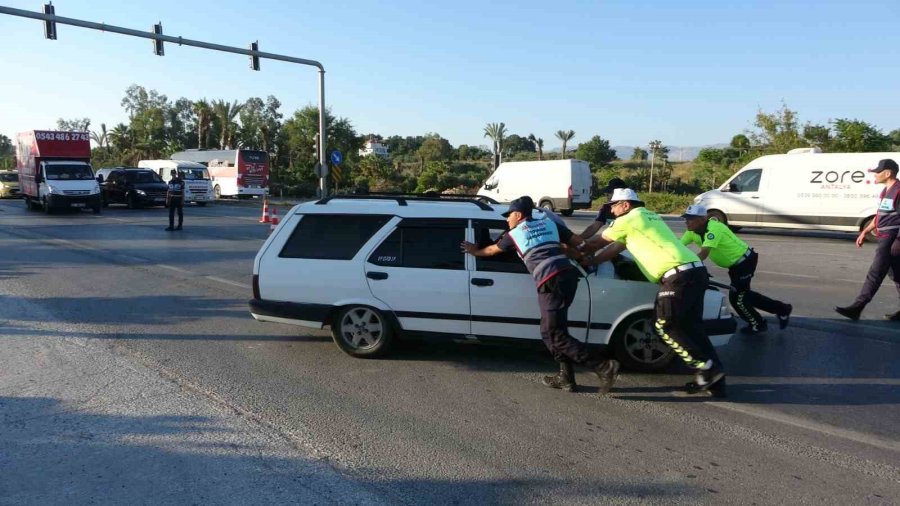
[249,194,736,370]
[96,167,169,209]
[0,171,20,198]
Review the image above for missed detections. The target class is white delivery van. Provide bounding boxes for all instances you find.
[692,151,899,233]
[138,160,214,206]
[476,159,593,216]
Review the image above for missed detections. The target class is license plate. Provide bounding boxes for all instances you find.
[71,203,85,208]
[154,198,165,203]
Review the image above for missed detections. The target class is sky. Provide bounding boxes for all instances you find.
[1,0,899,151]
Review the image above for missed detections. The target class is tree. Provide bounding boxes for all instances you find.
[801,124,831,151]
[555,130,575,159]
[417,135,454,162]
[0,134,13,170]
[631,147,648,162]
[90,123,109,152]
[575,135,616,168]
[193,99,212,149]
[281,105,360,193]
[830,119,891,152]
[730,134,751,152]
[528,134,544,160]
[648,140,663,193]
[751,103,803,154]
[56,118,91,132]
[483,122,507,168]
[890,129,900,151]
[211,99,244,149]
[355,153,398,192]
[503,134,535,157]
[121,84,168,119]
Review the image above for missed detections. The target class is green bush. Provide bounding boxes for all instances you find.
[591,192,695,215]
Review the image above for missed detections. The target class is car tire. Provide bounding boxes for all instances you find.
[25,197,34,211]
[196,202,207,207]
[610,311,675,372]
[213,185,221,200]
[862,216,878,243]
[561,209,574,217]
[92,206,101,214]
[708,209,741,232]
[127,193,139,210]
[42,197,52,214]
[331,305,395,358]
[540,200,554,212]
[101,197,109,208]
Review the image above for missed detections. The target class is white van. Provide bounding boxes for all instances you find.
[138,160,214,206]
[476,159,593,216]
[692,151,898,233]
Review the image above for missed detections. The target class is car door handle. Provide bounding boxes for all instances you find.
[751,195,760,199]
[366,271,388,280]
[471,278,494,286]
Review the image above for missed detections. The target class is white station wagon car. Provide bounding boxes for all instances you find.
[249,195,736,371]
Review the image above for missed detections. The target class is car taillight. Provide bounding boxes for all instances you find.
[568,185,573,199]
[253,274,260,300]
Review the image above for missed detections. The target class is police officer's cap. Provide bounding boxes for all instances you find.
[502,196,534,218]
[869,159,899,174]
[608,188,643,204]
[681,204,708,218]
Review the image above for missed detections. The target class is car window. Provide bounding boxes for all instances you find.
[368,222,466,270]
[729,169,761,193]
[279,214,392,260]
[472,220,528,274]
[106,172,120,184]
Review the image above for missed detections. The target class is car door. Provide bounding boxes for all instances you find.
[106,171,123,203]
[364,218,471,335]
[721,168,762,225]
[467,219,592,342]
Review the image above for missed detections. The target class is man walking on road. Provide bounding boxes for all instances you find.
[583,189,725,396]
[461,197,620,395]
[165,169,184,231]
[836,158,900,321]
[681,204,792,334]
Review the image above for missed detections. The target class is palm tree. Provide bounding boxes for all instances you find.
[483,122,507,169]
[90,123,109,153]
[555,130,575,159]
[212,99,244,149]
[648,139,663,193]
[108,123,132,151]
[527,133,544,161]
[193,99,212,149]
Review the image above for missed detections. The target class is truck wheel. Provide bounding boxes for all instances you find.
[861,217,878,243]
[331,305,395,358]
[24,197,34,211]
[213,185,221,199]
[561,209,574,217]
[611,311,675,372]
[42,197,52,214]
[539,200,554,212]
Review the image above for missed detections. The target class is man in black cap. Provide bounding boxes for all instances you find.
[836,158,900,321]
[579,177,629,241]
[461,196,620,395]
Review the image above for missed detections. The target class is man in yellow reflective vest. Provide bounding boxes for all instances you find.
[681,204,792,334]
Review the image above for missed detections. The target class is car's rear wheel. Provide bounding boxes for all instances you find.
[540,200,554,212]
[331,306,394,358]
[561,209,574,217]
[861,216,878,243]
[707,209,727,224]
[611,311,674,372]
[213,185,221,199]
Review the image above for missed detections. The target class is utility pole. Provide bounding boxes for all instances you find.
[0,4,329,196]
[648,140,662,193]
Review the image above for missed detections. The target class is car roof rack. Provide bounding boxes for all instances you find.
[315,192,499,211]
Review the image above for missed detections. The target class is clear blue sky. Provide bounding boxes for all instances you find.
[2,0,898,150]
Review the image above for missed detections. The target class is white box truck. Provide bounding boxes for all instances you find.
[476,159,593,216]
[138,159,214,206]
[692,150,899,234]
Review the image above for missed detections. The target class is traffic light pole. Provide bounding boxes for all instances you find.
[0,4,329,195]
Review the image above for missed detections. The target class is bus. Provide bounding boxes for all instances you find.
[169,149,269,199]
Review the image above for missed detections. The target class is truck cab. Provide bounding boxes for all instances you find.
[34,160,101,213]
[17,130,101,214]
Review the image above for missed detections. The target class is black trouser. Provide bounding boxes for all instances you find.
[654,266,720,369]
[168,198,183,228]
[854,232,900,306]
[728,250,789,326]
[537,268,602,368]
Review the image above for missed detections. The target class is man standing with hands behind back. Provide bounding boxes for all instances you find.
[836,158,900,321]
[165,169,185,232]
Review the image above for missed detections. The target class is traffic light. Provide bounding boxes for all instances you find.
[249,41,260,71]
[43,3,57,40]
[152,22,164,56]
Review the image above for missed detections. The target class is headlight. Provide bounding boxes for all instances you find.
[47,185,60,194]
[91,184,100,194]
[135,189,146,196]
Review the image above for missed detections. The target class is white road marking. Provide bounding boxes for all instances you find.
[205,275,251,289]
[158,264,193,274]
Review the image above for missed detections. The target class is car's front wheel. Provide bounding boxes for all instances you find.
[611,311,674,372]
[331,306,394,358]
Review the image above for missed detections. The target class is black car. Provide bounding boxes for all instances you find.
[97,167,169,209]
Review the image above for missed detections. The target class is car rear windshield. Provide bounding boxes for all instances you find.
[45,165,94,180]
[279,214,392,260]
[125,171,163,183]
[0,173,18,182]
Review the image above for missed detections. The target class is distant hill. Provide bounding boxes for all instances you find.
[609,144,729,162]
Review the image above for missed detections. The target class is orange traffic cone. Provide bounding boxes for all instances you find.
[259,198,271,223]
[269,207,279,233]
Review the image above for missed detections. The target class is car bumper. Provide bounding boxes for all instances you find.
[47,194,101,208]
[705,316,737,346]
[248,298,332,327]
[0,187,21,198]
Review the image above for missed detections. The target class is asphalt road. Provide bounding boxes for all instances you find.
[1,199,898,505]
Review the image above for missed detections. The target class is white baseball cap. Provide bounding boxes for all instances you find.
[681,204,708,218]
[609,188,642,203]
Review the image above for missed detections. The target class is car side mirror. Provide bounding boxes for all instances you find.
[96,175,104,183]
[721,183,732,192]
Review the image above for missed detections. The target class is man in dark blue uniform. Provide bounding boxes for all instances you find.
[836,158,900,321]
[165,169,185,231]
[462,197,620,395]
[579,177,628,241]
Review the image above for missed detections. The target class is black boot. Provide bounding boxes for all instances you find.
[542,361,577,392]
[835,304,864,321]
[594,359,620,395]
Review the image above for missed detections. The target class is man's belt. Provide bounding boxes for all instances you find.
[662,261,705,280]
[732,248,754,266]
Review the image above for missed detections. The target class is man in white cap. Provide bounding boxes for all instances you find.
[583,188,725,396]
[681,204,792,334]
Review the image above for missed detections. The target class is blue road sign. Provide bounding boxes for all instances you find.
[330,150,344,166]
